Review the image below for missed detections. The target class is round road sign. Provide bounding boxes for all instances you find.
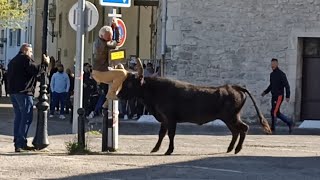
[115,18,127,48]
[68,1,99,32]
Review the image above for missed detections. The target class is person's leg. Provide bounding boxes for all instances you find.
[24,96,33,137]
[14,94,32,149]
[10,94,21,146]
[92,70,127,100]
[270,97,278,132]
[65,92,71,114]
[59,92,66,115]
[4,80,8,96]
[50,92,58,115]
[94,94,105,115]
[0,82,3,97]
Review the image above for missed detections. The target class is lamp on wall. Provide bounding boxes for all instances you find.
[48,2,59,42]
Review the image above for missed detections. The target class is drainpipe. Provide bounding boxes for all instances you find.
[136,6,141,57]
[160,0,167,77]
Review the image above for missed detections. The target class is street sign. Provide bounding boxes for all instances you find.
[68,1,99,32]
[110,49,126,61]
[114,18,126,48]
[100,0,131,7]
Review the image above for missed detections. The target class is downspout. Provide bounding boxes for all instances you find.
[136,6,141,57]
[160,0,167,77]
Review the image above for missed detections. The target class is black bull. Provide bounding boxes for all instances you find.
[117,59,272,155]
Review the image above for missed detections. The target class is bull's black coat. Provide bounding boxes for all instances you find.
[118,60,272,155]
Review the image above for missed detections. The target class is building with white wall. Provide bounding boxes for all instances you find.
[0,0,35,68]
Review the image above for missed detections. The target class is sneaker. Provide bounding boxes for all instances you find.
[88,111,95,119]
[106,93,118,100]
[59,115,66,119]
[49,114,54,118]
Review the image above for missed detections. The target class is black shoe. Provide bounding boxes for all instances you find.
[15,148,25,152]
[23,146,36,151]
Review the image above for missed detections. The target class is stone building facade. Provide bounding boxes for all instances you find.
[157,0,320,121]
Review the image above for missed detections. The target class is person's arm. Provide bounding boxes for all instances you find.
[281,72,290,99]
[66,74,70,93]
[50,74,55,92]
[25,55,50,77]
[262,74,271,96]
[106,40,117,49]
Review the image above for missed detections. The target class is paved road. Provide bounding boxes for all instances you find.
[1,97,320,180]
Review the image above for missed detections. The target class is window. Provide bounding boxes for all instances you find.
[0,47,3,54]
[17,29,21,46]
[1,30,4,38]
[29,26,32,43]
[9,29,13,46]
[12,30,17,46]
[25,27,28,42]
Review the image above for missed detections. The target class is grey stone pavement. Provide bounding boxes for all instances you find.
[1,96,320,180]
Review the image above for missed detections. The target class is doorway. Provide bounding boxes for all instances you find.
[301,38,320,120]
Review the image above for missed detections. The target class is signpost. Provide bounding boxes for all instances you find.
[100,0,131,7]
[100,0,130,152]
[114,18,127,48]
[69,1,99,134]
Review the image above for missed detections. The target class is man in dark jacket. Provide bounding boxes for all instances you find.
[7,43,50,152]
[261,58,294,134]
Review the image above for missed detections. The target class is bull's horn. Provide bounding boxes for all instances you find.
[136,57,144,77]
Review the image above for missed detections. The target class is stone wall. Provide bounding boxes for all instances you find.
[159,0,320,121]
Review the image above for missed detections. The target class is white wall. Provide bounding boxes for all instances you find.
[3,0,35,68]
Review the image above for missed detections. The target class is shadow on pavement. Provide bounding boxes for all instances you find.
[48,156,320,180]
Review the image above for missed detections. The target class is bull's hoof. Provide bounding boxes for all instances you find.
[164,149,173,155]
[150,147,159,153]
[234,147,242,154]
[226,146,234,153]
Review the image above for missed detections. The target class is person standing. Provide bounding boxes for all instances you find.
[261,58,294,134]
[49,64,70,119]
[65,68,74,115]
[2,68,8,97]
[0,64,3,97]
[7,43,50,152]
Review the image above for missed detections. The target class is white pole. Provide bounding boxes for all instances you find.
[72,0,85,134]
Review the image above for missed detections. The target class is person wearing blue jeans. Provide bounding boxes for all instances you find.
[10,94,33,149]
[7,43,50,152]
[50,64,70,119]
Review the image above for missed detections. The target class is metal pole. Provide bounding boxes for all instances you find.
[32,0,50,149]
[102,108,108,152]
[77,108,85,148]
[72,0,85,133]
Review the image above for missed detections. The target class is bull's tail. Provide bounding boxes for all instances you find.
[236,86,272,134]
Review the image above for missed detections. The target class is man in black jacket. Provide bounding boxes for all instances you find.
[7,43,50,152]
[261,58,294,134]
